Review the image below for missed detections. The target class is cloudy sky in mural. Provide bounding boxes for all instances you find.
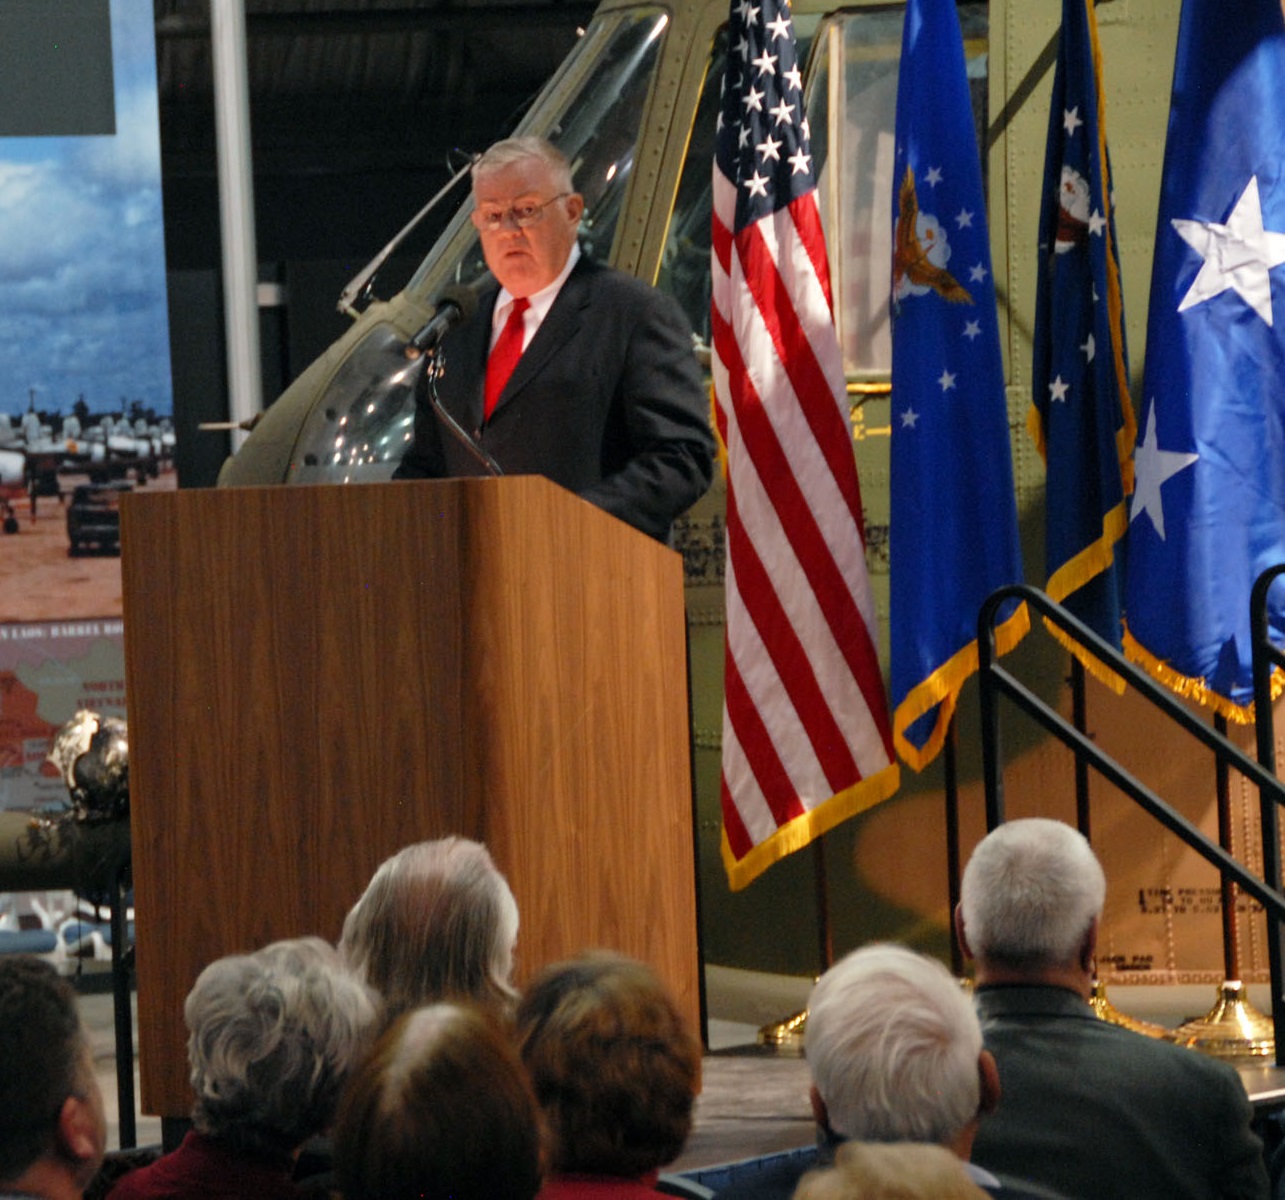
[0,0,172,421]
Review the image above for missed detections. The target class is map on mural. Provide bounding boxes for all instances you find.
[0,620,125,811]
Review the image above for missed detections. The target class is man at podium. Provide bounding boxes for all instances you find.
[393,136,716,544]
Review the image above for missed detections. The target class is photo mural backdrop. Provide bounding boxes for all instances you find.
[0,0,171,811]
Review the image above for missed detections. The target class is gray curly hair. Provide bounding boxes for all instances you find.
[185,936,379,1155]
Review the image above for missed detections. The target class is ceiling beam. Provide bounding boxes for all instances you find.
[157,5,598,38]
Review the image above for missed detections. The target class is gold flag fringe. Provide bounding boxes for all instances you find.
[722,761,901,892]
[893,601,1030,772]
[1120,625,1285,726]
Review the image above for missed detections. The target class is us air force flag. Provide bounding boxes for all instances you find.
[889,0,1027,770]
[1123,0,1285,718]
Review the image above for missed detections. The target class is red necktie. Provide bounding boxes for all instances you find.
[484,297,530,420]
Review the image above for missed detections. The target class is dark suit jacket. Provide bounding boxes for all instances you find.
[393,255,715,542]
[971,985,1269,1200]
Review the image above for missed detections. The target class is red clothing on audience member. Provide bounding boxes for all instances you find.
[538,1172,668,1199]
[105,1131,302,1200]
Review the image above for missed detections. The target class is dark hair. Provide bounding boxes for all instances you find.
[516,952,700,1177]
[334,1003,542,1200]
[0,956,86,1181]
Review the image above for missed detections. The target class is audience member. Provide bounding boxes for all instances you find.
[107,937,378,1200]
[333,1002,543,1200]
[516,952,702,1198]
[959,817,1268,1200]
[716,943,1057,1199]
[0,956,106,1199]
[339,836,519,1021]
[792,1141,989,1200]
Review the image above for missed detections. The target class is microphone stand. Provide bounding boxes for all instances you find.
[416,349,503,477]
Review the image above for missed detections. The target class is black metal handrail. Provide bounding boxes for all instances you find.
[978,582,1285,1062]
[1250,563,1285,1065]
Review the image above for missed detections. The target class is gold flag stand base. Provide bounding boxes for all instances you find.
[1171,980,1275,1062]
[757,1007,807,1055]
[1088,980,1172,1040]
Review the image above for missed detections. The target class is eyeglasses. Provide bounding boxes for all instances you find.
[471,193,571,233]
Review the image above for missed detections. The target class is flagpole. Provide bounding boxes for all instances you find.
[1215,713,1241,980]
[754,845,829,1053]
[1072,655,1165,1036]
[1071,659,1091,839]
[1171,713,1274,1058]
[945,715,963,977]
[813,836,834,972]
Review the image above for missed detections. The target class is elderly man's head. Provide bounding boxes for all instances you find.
[470,136,584,297]
[957,818,1105,982]
[339,836,520,1020]
[0,956,106,1196]
[804,944,995,1155]
[185,936,379,1155]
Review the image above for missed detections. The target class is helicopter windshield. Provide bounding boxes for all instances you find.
[408,7,671,298]
[287,8,670,485]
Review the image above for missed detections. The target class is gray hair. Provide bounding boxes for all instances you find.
[959,818,1106,970]
[804,944,981,1146]
[472,136,574,194]
[338,837,520,1020]
[185,936,379,1154]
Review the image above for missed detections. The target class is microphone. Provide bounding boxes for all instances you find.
[405,281,482,356]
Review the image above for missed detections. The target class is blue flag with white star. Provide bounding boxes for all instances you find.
[1031,0,1134,681]
[888,0,1026,771]
[1123,0,1285,719]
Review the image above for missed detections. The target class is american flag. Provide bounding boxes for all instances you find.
[712,0,898,891]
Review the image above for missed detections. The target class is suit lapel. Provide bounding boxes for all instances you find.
[443,285,497,430]
[490,257,595,416]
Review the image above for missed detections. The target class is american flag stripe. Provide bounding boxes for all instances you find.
[715,319,888,737]
[713,201,888,738]
[733,205,866,535]
[725,487,861,789]
[712,0,898,890]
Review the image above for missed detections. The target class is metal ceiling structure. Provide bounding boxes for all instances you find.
[153,1,595,184]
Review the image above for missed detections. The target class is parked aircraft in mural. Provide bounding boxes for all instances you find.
[0,408,175,529]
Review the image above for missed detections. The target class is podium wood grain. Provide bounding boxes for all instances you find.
[120,477,698,1117]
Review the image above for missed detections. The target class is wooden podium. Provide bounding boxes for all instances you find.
[120,477,699,1118]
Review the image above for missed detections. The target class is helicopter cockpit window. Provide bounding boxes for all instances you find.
[408,8,671,298]
[288,8,670,485]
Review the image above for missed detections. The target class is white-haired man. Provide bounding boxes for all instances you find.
[394,135,715,543]
[959,818,1268,1200]
[715,944,1059,1199]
